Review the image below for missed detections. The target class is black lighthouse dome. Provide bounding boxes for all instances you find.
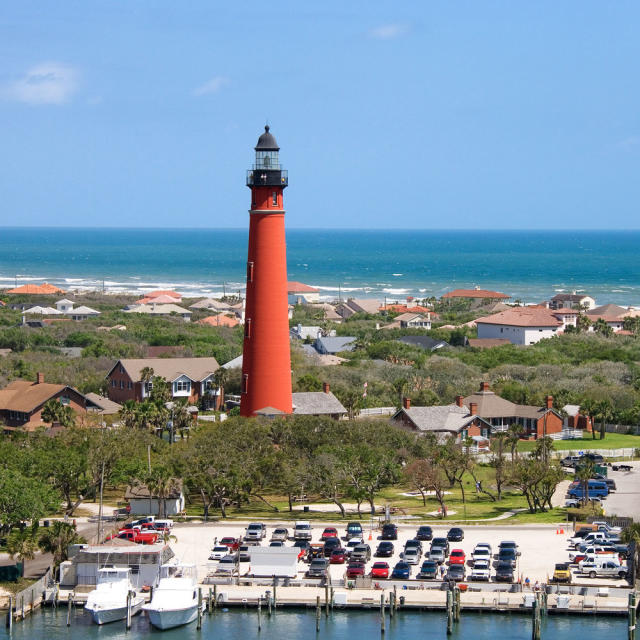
[255,125,280,151]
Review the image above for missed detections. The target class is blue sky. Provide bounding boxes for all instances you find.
[1,1,638,229]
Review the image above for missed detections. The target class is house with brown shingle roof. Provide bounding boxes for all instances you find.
[106,357,220,407]
[476,307,570,345]
[441,288,510,305]
[549,292,595,310]
[0,373,92,430]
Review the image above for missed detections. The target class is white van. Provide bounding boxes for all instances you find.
[294,521,312,541]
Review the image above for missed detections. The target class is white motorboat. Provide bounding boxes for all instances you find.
[85,567,145,625]
[142,563,202,630]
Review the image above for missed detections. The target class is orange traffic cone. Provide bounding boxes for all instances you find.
[368,531,372,541]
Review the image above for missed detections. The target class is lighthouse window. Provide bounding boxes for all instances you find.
[244,319,252,339]
[272,192,278,206]
[247,261,254,283]
[242,374,249,394]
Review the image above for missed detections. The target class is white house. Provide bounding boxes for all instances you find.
[55,299,75,314]
[287,281,320,304]
[476,308,567,345]
[125,481,185,516]
[549,292,596,310]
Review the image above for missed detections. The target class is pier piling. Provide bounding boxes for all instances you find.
[197,588,202,630]
[454,586,461,622]
[258,596,262,632]
[66,593,72,627]
[325,582,329,617]
[213,584,218,611]
[316,596,321,633]
[446,589,453,635]
[380,593,386,634]
[208,587,213,615]
[6,596,13,633]
[531,599,541,640]
[629,592,637,640]
[126,590,132,630]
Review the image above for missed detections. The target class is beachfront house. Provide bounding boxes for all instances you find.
[314,336,356,355]
[123,303,192,322]
[335,298,382,319]
[586,304,637,333]
[441,288,510,306]
[287,281,320,305]
[548,292,596,310]
[383,312,433,330]
[106,357,221,407]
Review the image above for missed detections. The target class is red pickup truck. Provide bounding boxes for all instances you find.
[113,529,158,545]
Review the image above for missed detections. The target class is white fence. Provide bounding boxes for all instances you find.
[359,407,396,417]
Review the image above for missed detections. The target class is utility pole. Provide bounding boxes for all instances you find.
[97,462,105,544]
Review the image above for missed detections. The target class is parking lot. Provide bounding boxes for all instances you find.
[600,462,640,520]
[165,520,628,588]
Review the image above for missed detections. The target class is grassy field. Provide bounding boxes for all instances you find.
[518,432,640,452]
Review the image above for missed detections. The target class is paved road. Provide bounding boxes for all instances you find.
[603,461,640,520]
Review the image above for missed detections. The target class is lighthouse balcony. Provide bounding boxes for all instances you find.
[246,169,288,187]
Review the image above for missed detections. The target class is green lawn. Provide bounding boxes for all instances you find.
[518,432,640,452]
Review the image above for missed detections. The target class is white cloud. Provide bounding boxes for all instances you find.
[368,23,409,40]
[5,62,78,105]
[193,76,230,97]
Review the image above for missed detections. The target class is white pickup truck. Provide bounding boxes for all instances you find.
[578,560,627,579]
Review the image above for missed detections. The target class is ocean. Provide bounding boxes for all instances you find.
[0,607,626,640]
[0,228,639,306]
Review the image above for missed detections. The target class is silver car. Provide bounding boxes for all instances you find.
[271,527,289,542]
[402,548,421,565]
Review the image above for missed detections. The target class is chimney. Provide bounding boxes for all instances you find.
[480,381,490,392]
[323,382,330,394]
[455,395,464,408]
[403,397,411,410]
[470,402,477,416]
[36,372,45,384]
[545,395,553,410]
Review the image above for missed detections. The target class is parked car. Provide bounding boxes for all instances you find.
[416,526,433,541]
[306,558,329,578]
[431,538,450,556]
[269,541,285,548]
[404,539,423,554]
[567,480,609,500]
[323,537,342,557]
[592,475,617,492]
[350,544,371,563]
[271,528,289,542]
[497,548,518,568]
[417,560,438,580]
[498,541,520,556]
[448,549,466,566]
[551,563,572,583]
[294,520,312,541]
[371,562,390,579]
[582,453,605,464]
[381,524,398,540]
[447,527,464,542]
[321,527,339,541]
[591,521,622,535]
[346,538,363,556]
[579,560,627,579]
[219,537,240,551]
[346,522,363,540]
[470,560,491,581]
[375,541,395,558]
[446,565,465,582]
[346,562,366,579]
[115,529,158,545]
[429,548,446,565]
[561,455,583,468]
[402,548,421,565]
[209,546,230,560]
[330,548,347,564]
[307,544,325,561]
[216,555,238,576]
[238,544,251,562]
[245,523,267,541]
[391,561,411,580]
[494,561,514,582]
[472,547,491,563]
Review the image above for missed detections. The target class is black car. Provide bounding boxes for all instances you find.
[446,565,465,582]
[447,527,464,542]
[417,560,438,580]
[497,548,517,567]
[404,539,423,554]
[375,541,395,558]
[431,537,450,556]
[306,558,329,578]
[416,526,433,541]
[323,537,342,557]
[494,561,514,582]
[583,453,604,464]
[381,523,398,540]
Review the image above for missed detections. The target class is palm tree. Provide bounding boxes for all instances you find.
[118,400,139,429]
[6,527,38,577]
[620,523,640,582]
[140,366,155,397]
[593,318,613,337]
[574,459,595,506]
[38,521,85,567]
[143,467,179,519]
[507,423,524,461]
[212,367,229,411]
[594,400,613,440]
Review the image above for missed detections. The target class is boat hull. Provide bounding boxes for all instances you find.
[86,598,144,625]
[144,604,199,630]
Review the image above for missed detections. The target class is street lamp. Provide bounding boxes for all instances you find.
[165,401,175,444]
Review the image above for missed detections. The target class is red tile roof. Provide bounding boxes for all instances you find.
[197,314,239,328]
[442,289,510,300]
[6,283,66,295]
[145,290,182,299]
[476,308,562,328]
[287,281,319,293]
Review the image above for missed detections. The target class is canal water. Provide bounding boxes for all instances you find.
[1,607,625,639]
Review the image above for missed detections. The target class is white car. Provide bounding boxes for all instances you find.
[402,548,421,565]
[472,548,492,563]
[346,538,364,556]
[470,559,491,581]
[208,546,230,560]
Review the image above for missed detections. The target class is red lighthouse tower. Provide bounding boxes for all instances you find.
[240,126,292,417]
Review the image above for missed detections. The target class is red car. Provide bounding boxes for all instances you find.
[220,537,240,551]
[371,562,390,579]
[346,562,366,579]
[321,527,339,541]
[330,548,347,564]
[448,549,466,565]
